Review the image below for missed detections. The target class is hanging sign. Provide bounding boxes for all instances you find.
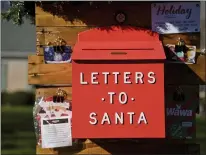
[151,2,200,34]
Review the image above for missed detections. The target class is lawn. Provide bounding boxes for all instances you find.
[1,106,36,154]
[1,106,206,154]
[196,116,206,155]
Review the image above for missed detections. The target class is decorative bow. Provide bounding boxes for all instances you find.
[53,88,67,103]
[56,88,68,98]
[47,37,67,53]
[46,37,67,46]
[173,86,185,102]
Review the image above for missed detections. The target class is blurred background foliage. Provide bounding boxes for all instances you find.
[1,91,36,154]
[1,91,35,106]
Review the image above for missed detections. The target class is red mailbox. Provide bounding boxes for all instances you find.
[72,27,166,138]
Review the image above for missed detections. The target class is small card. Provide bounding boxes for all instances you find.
[41,117,72,148]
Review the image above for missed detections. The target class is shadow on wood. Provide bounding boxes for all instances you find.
[36,2,152,28]
[90,139,200,154]
[164,60,205,85]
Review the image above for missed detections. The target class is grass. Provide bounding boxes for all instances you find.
[196,116,206,155]
[1,106,206,154]
[1,106,36,155]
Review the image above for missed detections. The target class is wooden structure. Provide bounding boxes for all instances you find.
[28,2,205,154]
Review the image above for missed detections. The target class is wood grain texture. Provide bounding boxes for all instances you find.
[36,47,44,56]
[77,147,110,154]
[36,27,202,52]
[36,146,110,155]
[28,63,72,85]
[35,3,152,27]
[36,142,200,155]
[36,87,72,100]
[28,55,44,64]
[28,55,205,85]
[36,15,87,27]
[36,27,90,46]
[36,145,58,154]
[35,6,87,26]
[36,139,108,155]
[165,62,205,85]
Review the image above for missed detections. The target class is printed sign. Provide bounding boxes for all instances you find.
[151,2,200,34]
[33,97,72,147]
[41,117,72,148]
[165,86,198,139]
[72,63,165,138]
[167,105,193,117]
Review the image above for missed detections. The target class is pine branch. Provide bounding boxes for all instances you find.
[1,1,35,25]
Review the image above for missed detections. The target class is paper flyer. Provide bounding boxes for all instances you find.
[41,117,72,148]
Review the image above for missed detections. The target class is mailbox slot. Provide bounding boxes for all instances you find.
[73,41,165,61]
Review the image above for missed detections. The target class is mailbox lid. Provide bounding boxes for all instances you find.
[72,41,166,60]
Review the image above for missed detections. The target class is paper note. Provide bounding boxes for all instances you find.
[41,117,72,148]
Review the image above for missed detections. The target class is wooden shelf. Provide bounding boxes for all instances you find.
[28,55,205,86]
[36,87,72,100]
[28,55,72,85]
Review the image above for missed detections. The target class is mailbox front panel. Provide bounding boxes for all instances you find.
[72,63,165,138]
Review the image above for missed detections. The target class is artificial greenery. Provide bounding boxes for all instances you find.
[1,1,35,25]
